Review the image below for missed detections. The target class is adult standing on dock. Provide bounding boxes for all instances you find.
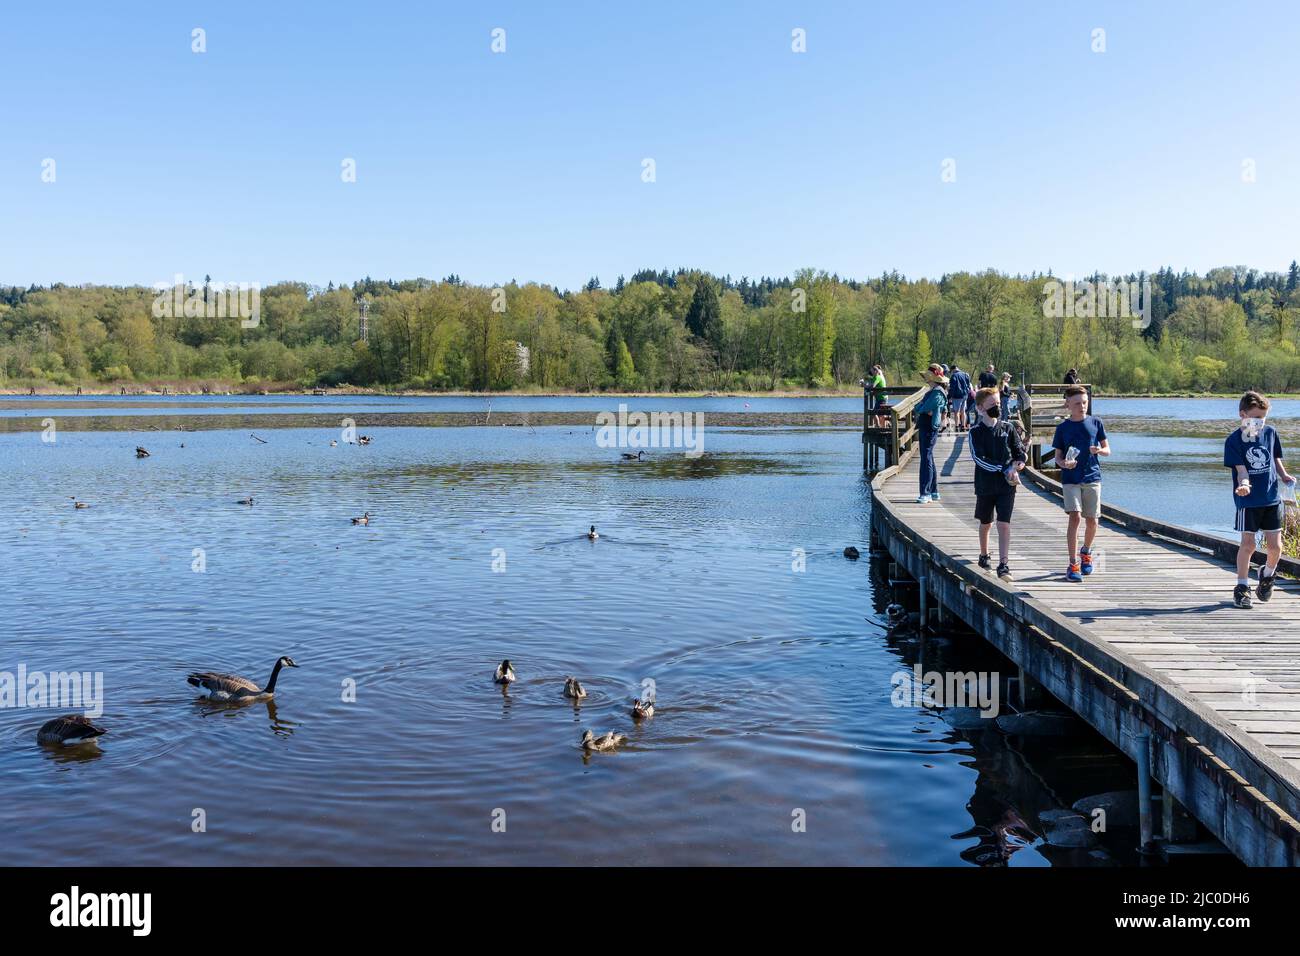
[978,363,998,389]
[915,366,948,503]
[946,363,972,434]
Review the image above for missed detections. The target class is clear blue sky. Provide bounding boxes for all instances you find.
[1,0,1296,290]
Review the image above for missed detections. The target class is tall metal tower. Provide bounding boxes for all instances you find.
[357,296,369,344]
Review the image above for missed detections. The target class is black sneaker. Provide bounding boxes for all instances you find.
[1234,584,1253,609]
[1258,574,1276,603]
[996,563,1011,581]
[978,554,992,571]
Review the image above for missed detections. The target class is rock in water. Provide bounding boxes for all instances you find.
[994,711,1084,736]
[1038,808,1098,848]
[843,546,860,560]
[940,707,991,730]
[1071,791,1141,829]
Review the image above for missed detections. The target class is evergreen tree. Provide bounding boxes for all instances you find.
[684,278,723,346]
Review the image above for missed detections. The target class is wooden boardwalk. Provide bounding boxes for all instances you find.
[873,430,1300,865]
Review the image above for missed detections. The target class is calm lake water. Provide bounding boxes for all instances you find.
[0,393,1238,866]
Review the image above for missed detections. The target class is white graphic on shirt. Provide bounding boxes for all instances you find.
[1246,445,1270,472]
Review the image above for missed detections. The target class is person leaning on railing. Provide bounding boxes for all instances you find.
[915,366,948,503]
[868,364,888,428]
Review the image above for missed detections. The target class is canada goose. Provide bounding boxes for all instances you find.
[563,677,587,699]
[135,446,150,458]
[843,546,861,560]
[581,729,627,751]
[620,450,646,460]
[494,659,516,684]
[236,496,254,506]
[587,525,599,540]
[187,656,299,701]
[631,698,655,719]
[36,715,106,746]
[351,512,371,526]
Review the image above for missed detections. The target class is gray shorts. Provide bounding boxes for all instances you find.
[1063,481,1101,517]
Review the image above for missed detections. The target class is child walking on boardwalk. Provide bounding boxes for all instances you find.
[968,387,1026,580]
[1225,391,1295,608]
[1051,385,1110,582]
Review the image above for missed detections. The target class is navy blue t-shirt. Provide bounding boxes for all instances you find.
[1052,416,1107,484]
[1224,425,1284,508]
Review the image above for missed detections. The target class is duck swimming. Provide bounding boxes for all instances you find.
[494,660,516,684]
[587,525,599,540]
[351,512,371,525]
[187,656,299,701]
[357,435,372,445]
[563,677,587,700]
[236,496,254,506]
[631,698,655,719]
[581,729,626,752]
[71,497,89,509]
[36,715,106,746]
[135,446,150,458]
[620,450,646,460]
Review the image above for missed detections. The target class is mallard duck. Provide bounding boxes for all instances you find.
[587,525,599,540]
[581,729,626,751]
[620,450,646,460]
[886,603,908,626]
[494,659,516,684]
[187,656,298,701]
[36,715,106,745]
[563,677,587,699]
[351,512,371,526]
[236,496,254,506]
[135,446,150,458]
[631,698,655,719]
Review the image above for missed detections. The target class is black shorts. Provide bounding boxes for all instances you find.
[975,491,1016,524]
[1236,503,1284,533]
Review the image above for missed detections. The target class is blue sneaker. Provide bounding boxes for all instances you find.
[1080,548,1094,575]
[930,493,941,502]
[915,495,929,504]
[1066,563,1083,582]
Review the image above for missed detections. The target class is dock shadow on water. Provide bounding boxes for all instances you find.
[0,397,1158,865]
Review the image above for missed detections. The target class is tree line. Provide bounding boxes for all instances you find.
[2,262,1299,393]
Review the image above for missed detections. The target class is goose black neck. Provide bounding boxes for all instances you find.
[265,659,285,693]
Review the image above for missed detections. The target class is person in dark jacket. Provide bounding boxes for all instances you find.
[968,387,1027,579]
[1063,368,1080,385]
[947,363,972,433]
[978,364,998,389]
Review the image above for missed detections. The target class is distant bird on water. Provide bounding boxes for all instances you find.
[70,497,89,509]
[36,715,106,746]
[236,496,254,506]
[351,512,371,526]
[187,656,299,701]
[135,446,150,458]
[357,435,372,445]
[620,450,646,460]
[563,677,587,699]
[631,698,655,719]
[581,729,626,752]
[494,660,516,684]
[587,525,599,540]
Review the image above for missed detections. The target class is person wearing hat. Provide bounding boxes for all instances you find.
[915,367,948,503]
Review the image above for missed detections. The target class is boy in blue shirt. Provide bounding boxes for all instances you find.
[1225,391,1295,608]
[1051,386,1110,582]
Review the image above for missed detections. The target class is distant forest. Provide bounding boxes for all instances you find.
[3,263,1300,393]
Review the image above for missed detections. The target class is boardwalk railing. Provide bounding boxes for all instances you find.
[863,384,928,474]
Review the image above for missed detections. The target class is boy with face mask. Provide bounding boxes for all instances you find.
[1225,391,1295,608]
[968,386,1026,579]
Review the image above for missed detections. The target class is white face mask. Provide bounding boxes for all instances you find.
[1241,416,1265,440]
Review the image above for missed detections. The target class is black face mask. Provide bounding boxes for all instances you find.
[984,406,1000,419]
